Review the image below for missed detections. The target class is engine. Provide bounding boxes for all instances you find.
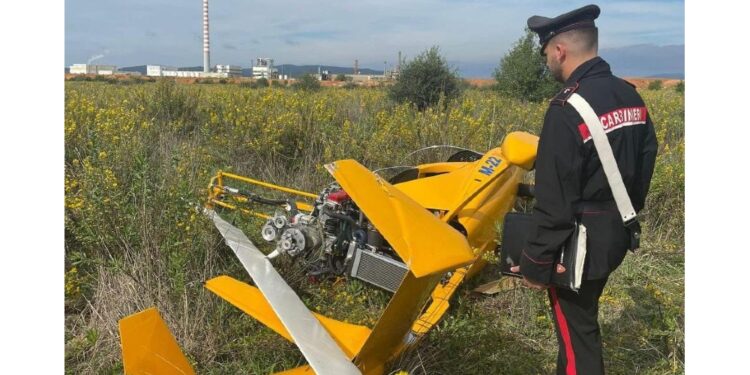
[260,183,409,292]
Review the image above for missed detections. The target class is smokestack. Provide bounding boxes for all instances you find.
[203,0,210,73]
[354,59,359,75]
[398,51,401,73]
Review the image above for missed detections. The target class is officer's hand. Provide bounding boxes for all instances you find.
[510,265,549,291]
[510,264,566,291]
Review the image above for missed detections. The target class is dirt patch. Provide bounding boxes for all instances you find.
[465,78,495,88]
[622,77,682,89]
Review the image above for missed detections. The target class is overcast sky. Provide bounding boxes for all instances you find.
[65,0,684,76]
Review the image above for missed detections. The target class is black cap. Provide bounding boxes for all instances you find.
[527,4,600,54]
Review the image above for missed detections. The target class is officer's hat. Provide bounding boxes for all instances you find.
[527,4,600,54]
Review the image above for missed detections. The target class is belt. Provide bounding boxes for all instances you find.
[575,200,619,214]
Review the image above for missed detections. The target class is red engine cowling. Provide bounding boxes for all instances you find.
[326,190,349,205]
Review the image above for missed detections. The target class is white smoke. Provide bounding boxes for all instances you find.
[87,54,105,64]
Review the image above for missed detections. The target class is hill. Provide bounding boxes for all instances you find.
[601,44,684,79]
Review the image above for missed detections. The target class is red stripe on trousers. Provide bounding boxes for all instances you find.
[550,287,576,375]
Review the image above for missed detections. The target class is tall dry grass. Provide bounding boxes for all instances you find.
[65,80,683,374]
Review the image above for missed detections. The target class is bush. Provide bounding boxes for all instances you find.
[493,29,560,102]
[255,77,269,88]
[335,74,348,82]
[292,74,321,91]
[117,77,146,85]
[674,80,684,93]
[270,80,285,88]
[69,75,92,82]
[648,80,663,90]
[388,46,462,111]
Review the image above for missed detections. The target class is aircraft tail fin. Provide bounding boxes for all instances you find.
[118,307,195,375]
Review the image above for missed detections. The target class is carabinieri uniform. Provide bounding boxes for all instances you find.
[520,5,659,375]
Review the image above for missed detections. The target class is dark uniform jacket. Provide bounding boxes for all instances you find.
[520,56,658,284]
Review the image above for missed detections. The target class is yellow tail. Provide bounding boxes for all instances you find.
[118,307,195,375]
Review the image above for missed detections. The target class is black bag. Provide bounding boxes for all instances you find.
[498,212,534,277]
[627,220,641,252]
[498,212,587,292]
[552,221,587,291]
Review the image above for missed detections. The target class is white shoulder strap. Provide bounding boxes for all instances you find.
[567,93,637,224]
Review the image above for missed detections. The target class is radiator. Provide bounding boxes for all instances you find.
[350,248,408,293]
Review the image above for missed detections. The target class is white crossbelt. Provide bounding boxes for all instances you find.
[567,93,637,224]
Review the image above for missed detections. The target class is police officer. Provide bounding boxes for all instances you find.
[509,4,658,374]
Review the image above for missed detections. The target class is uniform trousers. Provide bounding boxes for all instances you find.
[548,277,609,375]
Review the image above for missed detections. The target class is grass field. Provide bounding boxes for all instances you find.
[64,79,684,374]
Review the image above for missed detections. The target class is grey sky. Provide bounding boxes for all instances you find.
[65,0,684,75]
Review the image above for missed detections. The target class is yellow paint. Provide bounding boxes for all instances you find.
[393,134,537,340]
[413,161,468,176]
[325,159,476,278]
[189,132,539,374]
[273,365,315,374]
[219,171,318,199]
[354,271,443,375]
[206,171,315,217]
[118,307,195,375]
[501,131,539,170]
[205,275,371,360]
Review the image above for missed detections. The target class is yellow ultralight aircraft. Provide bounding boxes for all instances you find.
[118,131,539,375]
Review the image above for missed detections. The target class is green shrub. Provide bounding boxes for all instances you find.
[674,80,684,93]
[69,75,92,82]
[292,74,321,91]
[648,80,663,90]
[388,46,462,111]
[256,77,270,88]
[493,29,561,102]
[335,74,348,82]
[118,77,147,85]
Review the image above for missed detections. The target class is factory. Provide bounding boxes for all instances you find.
[68,0,394,83]
[145,65,240,78]
[69,64,117,75]
[252,58,278,79]
[216,65,242,76]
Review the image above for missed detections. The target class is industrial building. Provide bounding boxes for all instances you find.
[145,65,233,78]
[70,0,397,84]
[146,65,177,77]
[69,64,117,75]
[252,58,278,79]
[216,65,242,77]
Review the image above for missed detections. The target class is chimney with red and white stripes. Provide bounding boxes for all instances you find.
[203,0,210,73]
